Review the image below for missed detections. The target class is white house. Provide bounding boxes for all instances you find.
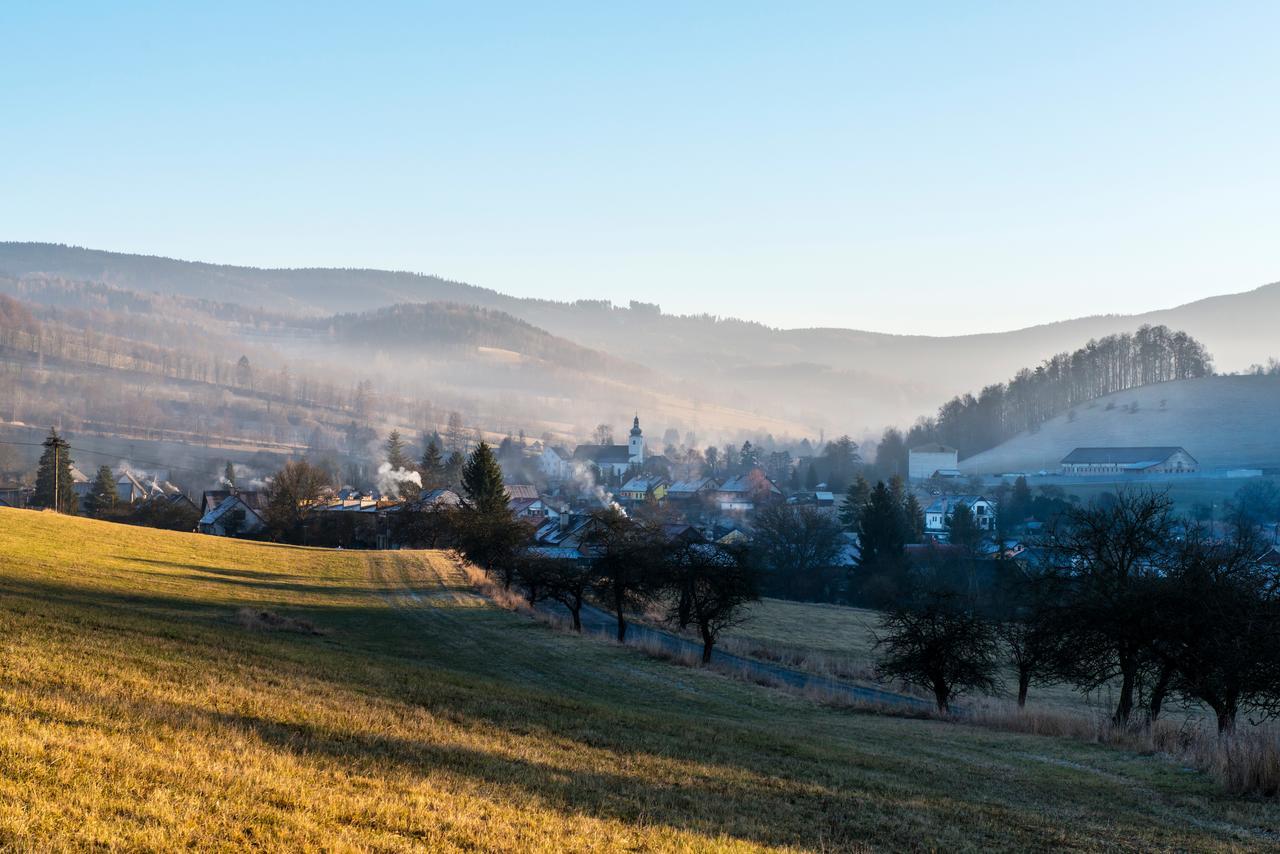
[924,495,998,539]
[1060,447,1198,476]
[534,445,572,481]
[909,444,959,482]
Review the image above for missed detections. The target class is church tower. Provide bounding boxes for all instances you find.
[628,415,645,465]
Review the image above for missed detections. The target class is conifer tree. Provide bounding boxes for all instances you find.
[84,465,119,517]
[420,440,444,487]
[34,429,77,514]
[384,430,410,471]
[840,475,872,529]
[462,442,508,514]
[224,461,237,489]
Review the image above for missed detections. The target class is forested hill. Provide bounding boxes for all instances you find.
[880,326,1215,464]
[4,242,1279,431]
[322,302,649,377]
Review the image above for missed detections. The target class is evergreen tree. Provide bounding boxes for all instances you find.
[739,440,760,471]
[84,465,118,517]
[804,463,819,489]
[34,429,77,514]
[443,450,465,487]
[224,461,237,489]
[384,430,410,470]
[462,442,508,515]
[420,440,444,487]
[840,475,872,529]
[946,503,982,554]
[902,493,925,542]
[856,481,908,570]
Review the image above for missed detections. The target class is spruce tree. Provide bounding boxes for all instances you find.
[224,461,237,489]
[84,465,119,517]
[384,430,410,471]
[420,440,444,487]
[840,475,872,529]
[462,442,509,515]
[34,429,77,514]
[902,493,925,542]
[855,481,907,570]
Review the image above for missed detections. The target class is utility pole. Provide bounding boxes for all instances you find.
[52,441,59,514]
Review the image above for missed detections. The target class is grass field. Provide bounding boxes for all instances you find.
[723,599,1134,717]
[1,508,1277,850]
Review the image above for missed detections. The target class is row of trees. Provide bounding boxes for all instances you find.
[875,325,1213,468]
[875,491,1280,731]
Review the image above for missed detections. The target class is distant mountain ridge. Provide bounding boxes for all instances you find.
[3,242,1277,432]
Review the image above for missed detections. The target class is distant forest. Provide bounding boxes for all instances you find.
[878,325,1213,468]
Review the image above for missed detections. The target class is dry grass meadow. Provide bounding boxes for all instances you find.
[0,507,1278,850]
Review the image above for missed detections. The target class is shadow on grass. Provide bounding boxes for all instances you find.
[1,571,1270,850]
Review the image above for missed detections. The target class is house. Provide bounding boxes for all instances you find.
[572,416,646,477]
[923,495,998,538]
[909,444,959,482]
[714,471,782,512]
[534,445,572,481]
[69,465,91,503]
[509,496,560,522]
[200,490,266,517]
[198,494,267,537]
[505,483,540,501]
[660,523,706,545]
[617,476,667,504]
[413,488,462,509]
[666,477,718,503]
[1060,447,1198,476]
[0,485,32,508]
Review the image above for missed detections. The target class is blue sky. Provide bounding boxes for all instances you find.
[2,2,1278,334]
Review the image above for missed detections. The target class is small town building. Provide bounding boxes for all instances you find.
[509,496,560,522]
[534,446,572,481]
[572,416,646,478]
[909,444,960,482]
[198,494,267,537]
[618,476,667,504]
[923,495,998,538]
[665,477,719,502]
[714,471,783,512]
[1060,447,1198,476]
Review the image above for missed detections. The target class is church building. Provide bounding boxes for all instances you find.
[572,416,646,478]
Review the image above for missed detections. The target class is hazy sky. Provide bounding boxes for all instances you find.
[3,2,1278,335]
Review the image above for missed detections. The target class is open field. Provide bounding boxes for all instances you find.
[1,508,1277,850]
[721,598,1219,722]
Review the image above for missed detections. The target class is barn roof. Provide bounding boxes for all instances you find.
[1061,447,1193,465]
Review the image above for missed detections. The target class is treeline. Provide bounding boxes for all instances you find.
[877,325,1213,465]
[872,490,1280,737]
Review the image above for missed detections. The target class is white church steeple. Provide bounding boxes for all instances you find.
[628,414,644,465]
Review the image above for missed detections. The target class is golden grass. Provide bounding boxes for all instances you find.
[1,507,1278,850]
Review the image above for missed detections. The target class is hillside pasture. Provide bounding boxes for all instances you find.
[958,375,1280,475]
[0,508,1277,849]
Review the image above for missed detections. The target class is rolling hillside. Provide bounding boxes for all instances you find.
[958,375,1280,475]
[5,242,1279,431]
[2,508,1275,849]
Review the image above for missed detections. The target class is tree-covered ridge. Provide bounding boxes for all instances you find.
[892,325,1213,461]
[323,301,646,375]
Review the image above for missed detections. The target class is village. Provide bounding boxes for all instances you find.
[9,414,1273,606]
